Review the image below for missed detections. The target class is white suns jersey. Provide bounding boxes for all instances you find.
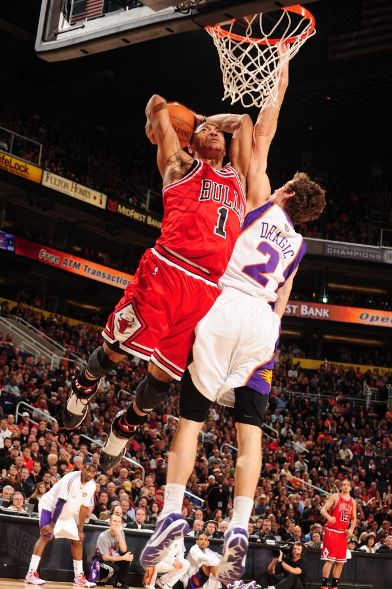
[220,201,306,302]
[39,471,96,514]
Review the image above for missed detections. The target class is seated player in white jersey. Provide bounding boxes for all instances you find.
[25,462,97,587]
[139,44,326,583]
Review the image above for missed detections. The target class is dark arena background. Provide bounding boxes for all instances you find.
[0,1,391,588]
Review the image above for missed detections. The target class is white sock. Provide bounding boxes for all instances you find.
[73,559,84,577]
[229,496,254,530]
[28,554,41,572]
[67,393,86,416]
[160,483,186,516]
[104,430,128,456]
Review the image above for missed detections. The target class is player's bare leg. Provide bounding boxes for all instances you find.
[166,417,205,484]
[217,421,261,584]
[25,536,52,585]
[330,562,344,589]
[140,416,203,567]
[99,360,172,471]
[71,538,96,587]
[64,342,125,429]
[321,560,334,588]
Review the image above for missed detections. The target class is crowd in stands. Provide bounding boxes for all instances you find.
[0,99,391,246]
[0,304,391,559]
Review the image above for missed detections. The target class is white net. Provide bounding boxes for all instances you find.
[206,6,316,110]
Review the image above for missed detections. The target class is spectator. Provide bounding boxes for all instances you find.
[186,533,221,587]
[204,520,219,540]
[359,533,376,553]
[127,507,149,530]
[305,530,322,549]
[258,543,307,589]
[143,537,189,589]
[0,419,12,448]
[376,534,392,554]
[347,537,359,552]
[6,491,28,514]
[188,519,204,537]
[29,482,47,511]
[95,512,134,589]
[0,484,15,507]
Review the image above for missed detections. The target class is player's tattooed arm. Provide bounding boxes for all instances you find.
[146,94,192,182]
[164,150,193,185]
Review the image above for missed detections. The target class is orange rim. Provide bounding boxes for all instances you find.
[205,4,315,45]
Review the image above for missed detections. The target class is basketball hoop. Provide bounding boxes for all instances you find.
[205,4,316,110]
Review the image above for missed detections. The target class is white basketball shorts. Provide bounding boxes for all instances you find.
[188,287,280,407]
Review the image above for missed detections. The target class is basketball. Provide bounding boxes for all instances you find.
[167,102,196,148]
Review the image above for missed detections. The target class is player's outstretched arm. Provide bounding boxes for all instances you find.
[247,44,290,210]
[145,94,192,183]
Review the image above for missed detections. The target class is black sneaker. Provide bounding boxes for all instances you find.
[98,409,141,471]
[99,447,127,472]
[63,372,99,429]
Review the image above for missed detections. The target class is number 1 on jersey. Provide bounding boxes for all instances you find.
[214,206,228,238]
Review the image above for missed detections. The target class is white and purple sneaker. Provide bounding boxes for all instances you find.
[216,526,249,584]
[140,512,189,567]
[227,581,245,589]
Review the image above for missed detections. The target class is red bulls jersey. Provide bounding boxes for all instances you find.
[155,159,246,282]
[326,494,354,532]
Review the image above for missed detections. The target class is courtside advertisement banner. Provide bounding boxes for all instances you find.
[285,301,392,328]
[107,198,162,229]
[42,171,107,209]
[292,357,391,375]
[15,237,132,289]
[0,151,42,183]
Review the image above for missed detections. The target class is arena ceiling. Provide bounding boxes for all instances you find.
[0,0,391,164]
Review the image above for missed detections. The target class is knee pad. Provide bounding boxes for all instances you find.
[233,386,268,429]
[135,373,170,413]
[179,369,211,422]
[86,346,119,378]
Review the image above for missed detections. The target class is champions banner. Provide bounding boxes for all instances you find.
[285,301,392,329]
[15,237,133,289]
[0,151,42,184]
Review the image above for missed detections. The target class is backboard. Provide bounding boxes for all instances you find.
[35,0,308,61]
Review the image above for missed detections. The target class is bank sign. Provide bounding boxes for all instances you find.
[285,301,392,328]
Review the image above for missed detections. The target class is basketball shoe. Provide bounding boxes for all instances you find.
[140,512,189,567]
[99,409,142,472]
[143,566,156,589]
[227,581,245,589]
[25,570,46,585]
[63,372,100,429]
[216,526,249,584]
[73,573,96,587]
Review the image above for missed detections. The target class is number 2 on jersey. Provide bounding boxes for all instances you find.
[242,241,280,287]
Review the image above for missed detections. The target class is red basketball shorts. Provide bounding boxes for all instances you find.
[321,528,348,563]
[102,248,220,380]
